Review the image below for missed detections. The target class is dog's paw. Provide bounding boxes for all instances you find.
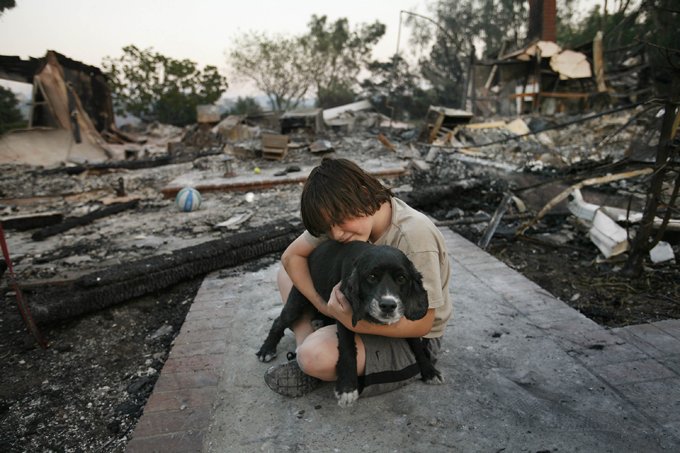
[335,389,359,407]
[423,369,445,385]
[255,349,277,363]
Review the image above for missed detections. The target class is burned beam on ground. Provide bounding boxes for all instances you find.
[26,220,303,324]
[36,146,224,177]
[31,200,139,241]
[400,180,484,209]
[60,155,172,174]
[1,212,64,231]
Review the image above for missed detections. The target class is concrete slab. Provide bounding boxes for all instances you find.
[612,323,680,357]
[127,229,680,452]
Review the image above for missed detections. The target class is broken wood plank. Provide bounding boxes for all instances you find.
[478,193,513,249]
[27,220,303,325]
[377,133,396,151]
[593,31,608,93]
[428,111,445,144]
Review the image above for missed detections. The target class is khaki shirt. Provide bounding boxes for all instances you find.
[304,197,452,337]
[373,198,452,337]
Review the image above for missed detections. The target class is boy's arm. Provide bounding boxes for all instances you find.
[281,231,331,317]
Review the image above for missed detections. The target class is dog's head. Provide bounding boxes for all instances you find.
[340,245,429,326]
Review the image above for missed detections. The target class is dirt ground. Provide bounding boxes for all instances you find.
[1,112,678,451]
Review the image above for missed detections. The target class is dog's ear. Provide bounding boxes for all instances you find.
[403,259,430,321]
[339,267,367,327]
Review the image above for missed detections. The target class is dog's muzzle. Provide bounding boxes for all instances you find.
[369,294,404,324]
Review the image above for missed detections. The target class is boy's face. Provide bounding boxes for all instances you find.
[328,215,373,243]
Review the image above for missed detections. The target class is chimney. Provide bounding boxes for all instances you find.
[529,0,557,42]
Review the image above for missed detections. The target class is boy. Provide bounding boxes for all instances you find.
[265,157,452,397]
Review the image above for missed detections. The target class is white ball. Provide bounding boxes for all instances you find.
[245,192,255,203]
[175,187,202,212]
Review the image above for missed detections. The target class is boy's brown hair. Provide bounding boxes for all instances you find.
[301,158,393,237]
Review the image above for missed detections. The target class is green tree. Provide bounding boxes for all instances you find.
[301,15,385,108]
[229,32,311,111]
[406,4,474,109]
[0,0,16,16]
[0,86,27,135]
[361,55,432,121]
[557,1,641,48]
[407,0,578,109]
[102,45,227,126]
[229,96,263,116]
[617,0,680,276]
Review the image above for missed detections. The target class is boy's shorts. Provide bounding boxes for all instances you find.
[358,335,441,397]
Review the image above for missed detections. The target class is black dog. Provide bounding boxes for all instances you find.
[257,240,443,406]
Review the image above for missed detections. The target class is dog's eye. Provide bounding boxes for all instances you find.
[396,274,407,284]
[366,273,377,283]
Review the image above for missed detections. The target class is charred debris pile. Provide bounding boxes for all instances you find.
[0,52,678,340]
[2,101,677,332]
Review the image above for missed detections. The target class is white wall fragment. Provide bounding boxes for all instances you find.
[650,241,675,264]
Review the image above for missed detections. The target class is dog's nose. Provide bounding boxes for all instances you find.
[379,298,397,313]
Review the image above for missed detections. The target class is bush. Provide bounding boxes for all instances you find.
[0,86,27,135]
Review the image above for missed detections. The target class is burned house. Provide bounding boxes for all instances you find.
[0,50,132,165]
[471,0,650,116]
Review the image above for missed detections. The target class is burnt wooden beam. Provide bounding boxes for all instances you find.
[31,200,139,241]
[400,180,484,209]
[26,220,303,325]
[1,212,64,231]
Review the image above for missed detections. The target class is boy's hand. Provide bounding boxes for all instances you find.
[327,282,350,319]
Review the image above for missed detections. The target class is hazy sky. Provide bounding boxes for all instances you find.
[0,0,599,98]
[0,0,426,97]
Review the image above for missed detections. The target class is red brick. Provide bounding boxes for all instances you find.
[131,407,211,438]
[177,317,229,333]
[161,354,223,373]
[126,429,205,453]
[144,387,215,413]
[170,340,226,358]
[185,308,228,321]
[173,328,224,345]
[153,370,220,392]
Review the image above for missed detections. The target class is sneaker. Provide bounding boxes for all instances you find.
[264,359,321,397]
